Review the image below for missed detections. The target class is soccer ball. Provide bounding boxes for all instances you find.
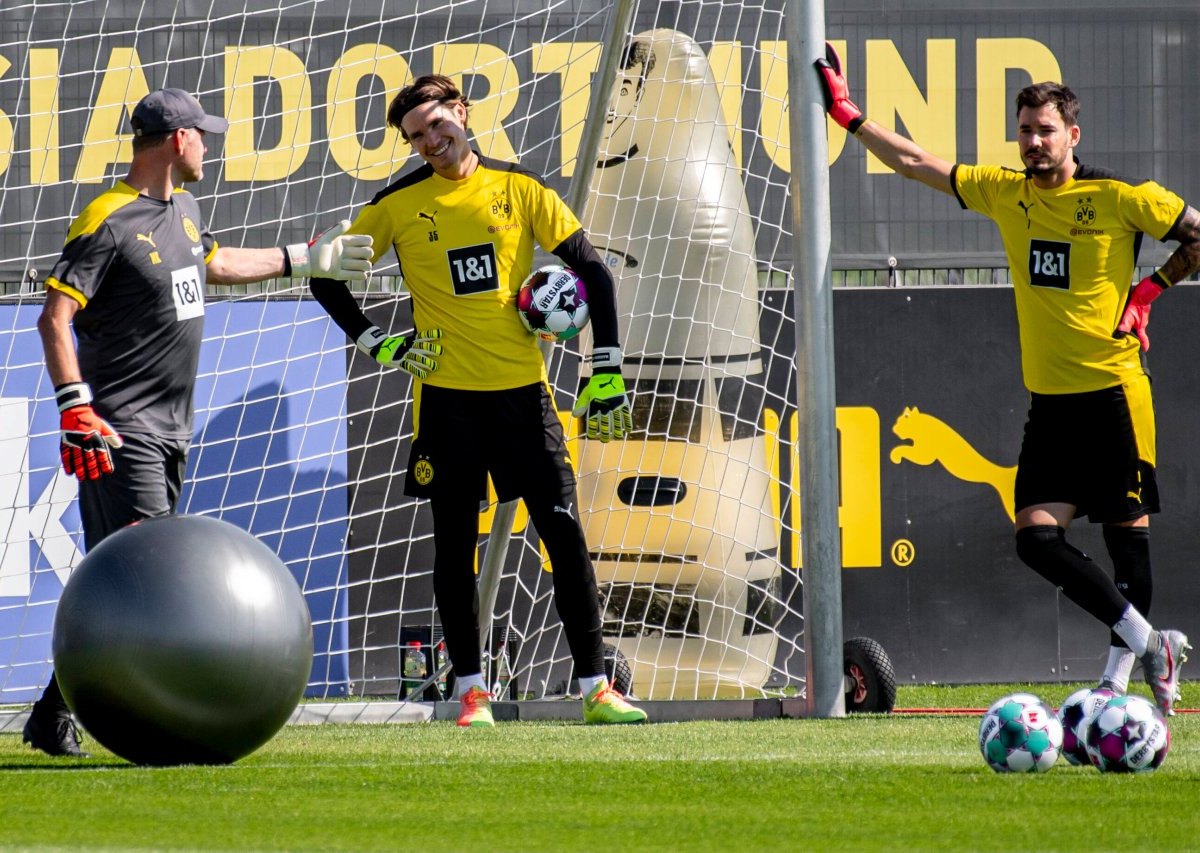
[517,265,590,341]
[978,692,1063,773]
[1056,687,1116,766]
[1084,694,1170,773]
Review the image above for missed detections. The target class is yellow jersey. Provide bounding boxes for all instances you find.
[349,154,581,390]
[953,161,1186,394]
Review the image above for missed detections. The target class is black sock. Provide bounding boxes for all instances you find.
[1015,525,1128,626]
[1102,525,1152,649]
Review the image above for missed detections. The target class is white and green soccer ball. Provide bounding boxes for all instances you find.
[979,692,1063,773]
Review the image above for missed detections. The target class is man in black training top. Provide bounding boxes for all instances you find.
[817,46,1197,715]
[26,88,373,756]
[309,74,647,727]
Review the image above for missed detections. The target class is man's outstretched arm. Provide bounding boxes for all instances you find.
[815,43,955,196]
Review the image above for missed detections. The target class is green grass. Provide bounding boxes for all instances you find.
[2,683,1196,852]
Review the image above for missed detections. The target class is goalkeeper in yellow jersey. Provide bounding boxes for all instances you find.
[309,74,645,727]
[816,46,1200,715]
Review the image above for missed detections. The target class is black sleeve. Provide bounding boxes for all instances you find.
[309,278,374,341]
[552,229,620,349]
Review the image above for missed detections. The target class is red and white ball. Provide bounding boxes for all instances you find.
[517,265,590,342]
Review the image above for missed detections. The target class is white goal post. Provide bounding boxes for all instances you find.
[0,0,832,708]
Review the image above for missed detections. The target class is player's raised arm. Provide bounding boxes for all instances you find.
[815,43,955,196]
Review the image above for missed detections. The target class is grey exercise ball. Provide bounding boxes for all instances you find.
[52,514,313,765]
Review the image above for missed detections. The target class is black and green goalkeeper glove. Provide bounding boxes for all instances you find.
[356,326,443,379]
[572,347,633,442]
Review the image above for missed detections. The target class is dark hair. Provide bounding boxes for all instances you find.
[387,74,471,140]
[621,39,656,80]
[1015,82,1080,126]
[131,131,173,154]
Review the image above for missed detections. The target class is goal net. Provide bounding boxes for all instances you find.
[0,0,806,705]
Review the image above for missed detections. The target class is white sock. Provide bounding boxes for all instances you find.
[578,675,608,698]
[1103,647,1135,692]
[455,674,487,698]
[1111,605,1154,657]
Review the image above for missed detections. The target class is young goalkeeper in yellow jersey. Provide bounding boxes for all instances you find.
[309,75,646,728]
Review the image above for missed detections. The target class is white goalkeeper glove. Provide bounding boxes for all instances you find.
[356,326,444,379]
[285,220,373,282]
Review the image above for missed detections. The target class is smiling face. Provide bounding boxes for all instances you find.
[1017,103,1079,187]
[400,99,476,180]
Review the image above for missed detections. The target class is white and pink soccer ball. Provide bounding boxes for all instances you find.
[1084,694,1170,773]
[1056,686,1117,766]
[517,265,590,342]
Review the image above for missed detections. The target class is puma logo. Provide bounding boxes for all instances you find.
[418,211,437,227]
[1017,201,1035,228]
[136,232,157,248]
[1127,489,1143,502]
[598,376,617,391]
[553,503,574,517]
[890,406,1017,522]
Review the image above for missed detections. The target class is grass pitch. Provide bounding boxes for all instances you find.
[2,682,1196,852]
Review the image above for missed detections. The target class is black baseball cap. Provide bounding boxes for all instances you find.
[131,88,229,136]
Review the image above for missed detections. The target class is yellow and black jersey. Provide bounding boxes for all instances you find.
[46,181,217,438]
[953,161,1186,394]
[348,154,582,391]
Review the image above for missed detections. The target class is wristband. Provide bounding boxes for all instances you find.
[1153,270,1172,289]
[589,346,623,371]
[356,326,388,356]
[284,243,310,277]
[54,382,93,413]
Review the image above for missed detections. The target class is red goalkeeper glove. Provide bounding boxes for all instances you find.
[1114,273,1170,352]
[814,43,865,133]
[56,383,123,480]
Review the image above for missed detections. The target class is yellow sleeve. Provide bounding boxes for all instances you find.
[953,163,1009,219]
[523,176,581,253]
[1118,181,1186,242]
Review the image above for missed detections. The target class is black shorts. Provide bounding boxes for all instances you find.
[404,382,576,504]
[1014,376,1158,524]
[77,431,189,551]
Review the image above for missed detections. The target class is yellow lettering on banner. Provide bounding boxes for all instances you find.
[0,55,12,176]
[74,48,149,183]
[434,43,517,163]
[327,44,409,181]
[976,38,1061,168]
[865,39,956,174]
[789,407,882,569]
[707,41,743,169]
[531,42,601,178]
[29,49,59,185]
[760,39,848,173]
[224,46,311,182]
[762,407,783,548]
